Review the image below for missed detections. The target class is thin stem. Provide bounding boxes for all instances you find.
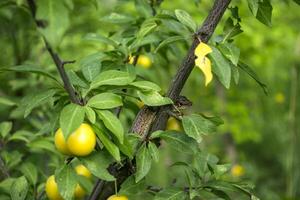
[26,0,82,105]
[286,65,299,197]
[0,156,9,178]
[88,179,106,200]
[114,180,118,195]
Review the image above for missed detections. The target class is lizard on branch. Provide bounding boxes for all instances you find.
[130,96,192,140]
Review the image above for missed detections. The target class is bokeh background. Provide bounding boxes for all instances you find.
[0,0,299,199]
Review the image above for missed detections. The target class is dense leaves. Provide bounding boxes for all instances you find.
[0,0,296,200]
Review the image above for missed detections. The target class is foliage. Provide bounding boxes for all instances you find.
[0,0,299,200]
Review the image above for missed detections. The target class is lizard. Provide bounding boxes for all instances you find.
[130,96,192,140]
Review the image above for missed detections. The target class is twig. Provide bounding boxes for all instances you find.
[88,179,106,200]
[0,156,9,178]
[26,0,82,105]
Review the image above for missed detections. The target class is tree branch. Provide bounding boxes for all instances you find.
[26,0,83,105]
[100,0,231,199]
[88,179,105,200]
[150,0,231,133]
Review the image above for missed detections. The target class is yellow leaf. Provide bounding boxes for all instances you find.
[195,56,213,86]
[195,42,212,58]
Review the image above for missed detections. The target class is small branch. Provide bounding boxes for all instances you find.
[26,0,82,105]
[167,0,231,99]
[88,179,106,200]
[0,156,9,178]
[43,41,82,105]
[62,60,76,65]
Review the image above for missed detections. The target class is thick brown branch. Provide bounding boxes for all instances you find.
[27,0,82,105]
[167,0,231,99]
[98,0,231,199]
[150,0,231,133]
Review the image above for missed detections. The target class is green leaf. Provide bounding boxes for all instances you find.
[193,152,219,177]
[218,43,240,66]
[80,52,106,67]
[76,175,93,194]
[90,70,134,90]
[211,190,231,200]
[36,0,70,48]
[154,188,186,200]
[87,93,123,109]
[0,121,12,139]
[0,178,16,195]
[55,165,77,200]
[85,106,96,124]
[0,65,60,84]
[59,103,85,139]
[115,135,134,159]
[148,142,159,162]
[137,91,173,106]
[67,70,89,88]
[135,144,152,182]
[8,131,33,143]
[210,46,232,89]
[223,18,243,41]
[126,64,137,81]
[119,176,146,195]
[256,0,272,27]
[64,0,74,9]
[294,0,300,5]
[83,33,119,48]
[81,61,102,82]
[0,97,16,106]
[231,64,240,84]
[10,176,28,200]
[93,124,121,161]
[96,110,124,143]
[79,151,115,181]
[155,35,185,52]
[175,9,197,32]
[19,163,38,186]
[238,61,267,94]
[101,13,135,24]
[247,0,259,16]
[135,0,153,18]
[214,164,231,178]
[130,35,160,50]
[27,138,57,154]
[130,81,161,92]
[23,89,56,118]
[155,10,177,20]
[182,114,218,143]
[150,130,164,139]
[137,18,158,39]
[160,131,198,154]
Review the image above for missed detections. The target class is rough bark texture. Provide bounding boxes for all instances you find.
[145,0,231,136]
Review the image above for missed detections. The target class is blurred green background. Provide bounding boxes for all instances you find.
[0,0,299,199]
